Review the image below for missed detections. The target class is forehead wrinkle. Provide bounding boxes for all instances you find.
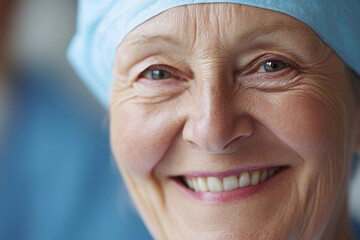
[182,4,232,49]
[177,4,315,42]
[177,4,316,51]
[121,3,318,58]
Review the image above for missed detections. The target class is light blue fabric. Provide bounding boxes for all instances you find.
[68,0,360,107]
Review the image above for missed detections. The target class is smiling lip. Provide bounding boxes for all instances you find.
[173,166,287,202]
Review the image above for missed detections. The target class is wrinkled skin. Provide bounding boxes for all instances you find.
[110,4,359,240]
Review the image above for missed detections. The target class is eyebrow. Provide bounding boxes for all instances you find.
[125,34,182,47]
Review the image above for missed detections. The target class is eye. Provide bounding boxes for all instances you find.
[142,68,173,80]
[258,60,287,73]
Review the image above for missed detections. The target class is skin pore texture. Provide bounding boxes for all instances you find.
[110,4,359,240]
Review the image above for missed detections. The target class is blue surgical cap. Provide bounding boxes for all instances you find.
[68,0,360,107]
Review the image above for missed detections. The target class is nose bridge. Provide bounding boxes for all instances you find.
[183,69,254,153]
[197,81,228,136]
[193,60,230,121]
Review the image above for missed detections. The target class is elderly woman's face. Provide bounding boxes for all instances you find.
[110,4,359,240]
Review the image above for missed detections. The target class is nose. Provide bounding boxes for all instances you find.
[182,83,254,154]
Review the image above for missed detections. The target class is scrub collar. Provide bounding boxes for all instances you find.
[68,0,360,107]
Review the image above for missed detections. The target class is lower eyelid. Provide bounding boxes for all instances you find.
[239,66,296,83]
[137,77,186,89]
[246,68,299,86]
[133,79,189,102]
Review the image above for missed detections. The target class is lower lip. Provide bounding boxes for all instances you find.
[173,167,287,202]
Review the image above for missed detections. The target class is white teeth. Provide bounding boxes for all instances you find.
[192,179,200,192]
[184,167,280,193]
[197,177,208,192]
[251,171,260,185]
[186,178,194,189]
[207,177,223,192]
[239,172,250,187]
[223,176,239,191]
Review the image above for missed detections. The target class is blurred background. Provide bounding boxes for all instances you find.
[0,0,359,239]
[0,0,151,239]
[9,0,99,106]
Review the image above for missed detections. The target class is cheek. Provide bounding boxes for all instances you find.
[265,95,340,161]
[254,73,350,165]
[110,103,182,176]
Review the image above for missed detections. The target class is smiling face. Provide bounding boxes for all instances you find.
[110,4,359,240]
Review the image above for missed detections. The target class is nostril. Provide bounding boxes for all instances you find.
[182,108,255,153]
[187,140,198,148]
[223,135,248,150]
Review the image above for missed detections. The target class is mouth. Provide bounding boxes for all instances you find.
[180,167,281,193]
[172,166,286,201]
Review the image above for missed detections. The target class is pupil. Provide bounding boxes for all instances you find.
[152,70,164,79]
[265,61,285,72]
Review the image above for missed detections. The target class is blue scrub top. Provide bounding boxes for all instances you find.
[0,66,151,240]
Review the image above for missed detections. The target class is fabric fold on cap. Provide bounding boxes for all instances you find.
[68,0,360,107]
